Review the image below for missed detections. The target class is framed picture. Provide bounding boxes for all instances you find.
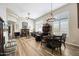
[77,3,79,28]
[22,22,28,29]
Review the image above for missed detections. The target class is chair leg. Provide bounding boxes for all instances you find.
[41,42,42,46]
[52,47,55,54]
[52,48,54,54]
[59,47,62,55]
[64,43,66,48]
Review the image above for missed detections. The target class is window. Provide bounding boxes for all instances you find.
[53,19,69,36]
[53,12,69,36]
[53,21,60,35]
[35,20,43,32]
[60,19,69,35]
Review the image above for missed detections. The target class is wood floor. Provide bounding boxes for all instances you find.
[15,37,79,56]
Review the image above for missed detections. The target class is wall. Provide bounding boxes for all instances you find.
[35,3,79,46]
[18,17,34,32]
[0,6,8,45]
[0,7,19,44]
[53,3,79,46]
[0,7,6,20]
[35,19,43,32]
[6,8,19,32]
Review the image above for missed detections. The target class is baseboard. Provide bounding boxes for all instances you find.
[66,42,79,48]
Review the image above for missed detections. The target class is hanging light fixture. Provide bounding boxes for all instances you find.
[46,3,54,22]
[25,12,33,20]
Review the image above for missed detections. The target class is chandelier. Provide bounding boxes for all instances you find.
[46,3,54,22]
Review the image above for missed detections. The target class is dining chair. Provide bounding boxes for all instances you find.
[61,33,67,48]
[50,35,62,54]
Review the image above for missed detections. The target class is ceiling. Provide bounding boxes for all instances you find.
[0,3,67,19]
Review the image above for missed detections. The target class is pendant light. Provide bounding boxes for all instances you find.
[46,3,53,22]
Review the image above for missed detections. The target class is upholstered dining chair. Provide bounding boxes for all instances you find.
[50,35,62,54]
[61,33,67,48]
[41,35,49,46]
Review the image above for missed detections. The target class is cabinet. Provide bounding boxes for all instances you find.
[21,29,29,37]
[0,17,4,56]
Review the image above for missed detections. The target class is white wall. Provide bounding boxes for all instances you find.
[53,3,79,46]
[0,7,8,44]
[35,3,79,46]
[35,19,43,32]
[6,8,19,32]
[6,8,35,33]
[18,17,34,32]
[0,7,6,20]
[0,7,19,44]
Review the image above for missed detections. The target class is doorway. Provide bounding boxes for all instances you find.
[8,21,15,39]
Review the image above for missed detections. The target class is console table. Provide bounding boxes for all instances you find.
[21,29,29,37]
[0,17,5,55]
